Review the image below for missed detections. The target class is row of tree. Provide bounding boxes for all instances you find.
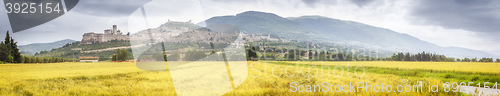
[389,52,499,62]
[18,56,75,63]
[0,31,73,63]
[390,52,455,62]
[457,57,497,62]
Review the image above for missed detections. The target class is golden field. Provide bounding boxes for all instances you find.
[0,61,493,95]
[281,61,500,74]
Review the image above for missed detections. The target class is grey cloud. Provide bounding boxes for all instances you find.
[301,0,336,7]
[350,0,374,7]
[302,0,319,7]
[210,0,256,3]
[72,0,150,17]
[409,0,500,33]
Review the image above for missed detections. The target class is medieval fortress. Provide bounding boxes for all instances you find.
[81,25,130,44]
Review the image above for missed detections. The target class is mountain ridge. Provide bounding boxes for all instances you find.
[202,11,498,58]
[18,39,77,55]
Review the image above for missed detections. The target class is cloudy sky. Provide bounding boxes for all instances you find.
[0,0,499,52]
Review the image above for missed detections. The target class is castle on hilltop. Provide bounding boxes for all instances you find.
[81,25,129,44]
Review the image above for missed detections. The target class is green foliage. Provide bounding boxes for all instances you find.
[463,58,471,62]
[478,57,493,62]
[167,53,179,61]
[246,46,258,61]
[0,31,22,63]
[183,50,207,61]
[153,52,166,61]
[111,55,117,61]
[6,55,13,63]
[272,61,500,87]
[0,42,8,61]
[390,51,455,62]
[112,49,129,61]
[35,41,131,58]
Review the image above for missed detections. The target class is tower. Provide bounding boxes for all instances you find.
[112,25,117,34]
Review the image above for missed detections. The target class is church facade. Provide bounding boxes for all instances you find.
[81,25,129,44]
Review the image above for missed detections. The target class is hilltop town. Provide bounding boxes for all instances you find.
[81,25,130,44]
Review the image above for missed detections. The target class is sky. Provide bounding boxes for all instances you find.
[0,0,499,52]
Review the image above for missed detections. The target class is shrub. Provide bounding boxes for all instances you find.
[6,55,14,63]
[443,73,454,79]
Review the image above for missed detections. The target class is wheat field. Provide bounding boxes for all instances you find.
[281,61,500,74]
[0,61,485,95]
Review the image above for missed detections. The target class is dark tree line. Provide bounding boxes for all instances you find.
[1,31,73,63]
[0,31,21,63]
[391,52,500,62]
[112,49,129,61]
[458,57,495,62]
[246,46,358,61]
[391,51,455,62]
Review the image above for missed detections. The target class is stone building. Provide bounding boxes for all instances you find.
[81,25,130,44]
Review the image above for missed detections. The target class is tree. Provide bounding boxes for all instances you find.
[112,49,129,61]
[167,53,179,61]
[6,55,13,63]
[463,58,471,62]
[153,52,167,61]
[0,31,21,63]
[397,52,404,61]
[478,58,493,62]
[497,59,500,62]
[404,52,411,61]
[24,56,30,63]
[391,53,398,61]
[0,42,8,61]
[247,46,258,61]
[471,58,477,62]
[184,50,207,61]
[389,51,455,62]
[111,55,117,61]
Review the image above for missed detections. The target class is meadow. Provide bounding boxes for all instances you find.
[268,61,500,87]
[0,61,496,95]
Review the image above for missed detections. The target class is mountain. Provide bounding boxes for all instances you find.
[201,11,321,40]
[486,50,500,58]
[18,39,77,55]
[202,11,498,58]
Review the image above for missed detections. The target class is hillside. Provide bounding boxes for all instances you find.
[18,39,77,55]
[201,11,322,40]
[202,11,498,58]
[32,11,497,60]
[35,41,133,61]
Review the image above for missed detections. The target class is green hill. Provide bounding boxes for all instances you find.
[18,39,77,55]
[35,40,133,61]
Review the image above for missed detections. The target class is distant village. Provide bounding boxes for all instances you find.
[77,22,292,62]
[81,25,130,44]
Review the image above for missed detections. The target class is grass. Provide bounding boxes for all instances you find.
[268,61,500,87]
[285,61,500,74]
[0,62,143,80]
[0,61,489,95]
